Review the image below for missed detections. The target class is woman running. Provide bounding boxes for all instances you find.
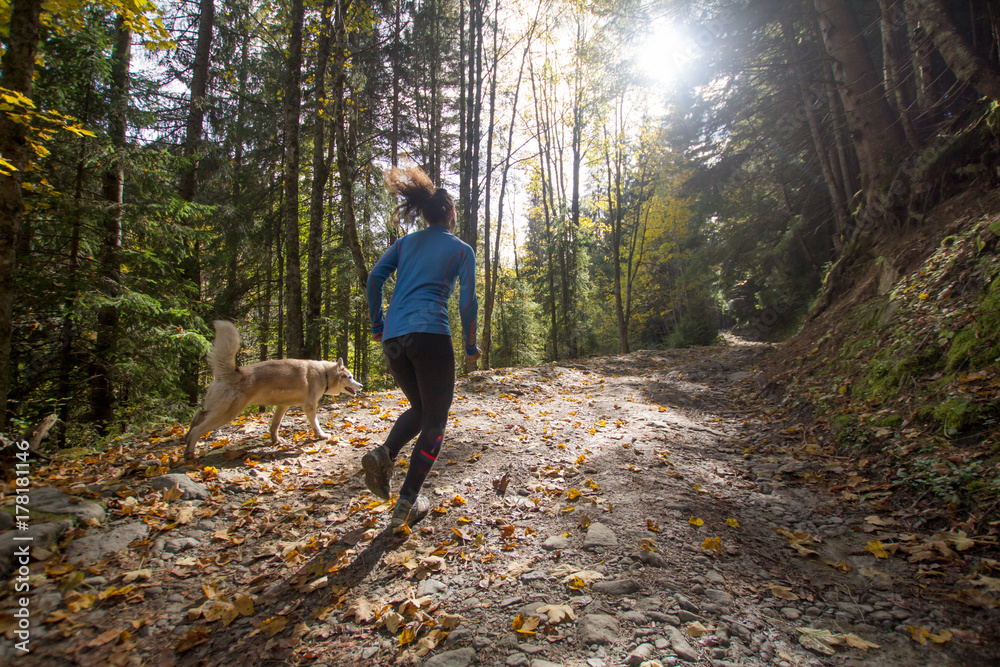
[363,166,481,535]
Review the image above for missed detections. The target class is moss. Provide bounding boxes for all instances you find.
[932,397,983,433]
[857,345,942,403]
[947,285,1000,371]
[871,414,904,428]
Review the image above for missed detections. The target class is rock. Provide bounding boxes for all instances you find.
[583,522,618,549]
[422,647,476,667]
[529,660,563,667]
[0,511,13,531]
[593,579,641,595]
[0,520,73,575]
[542,535,570,551]
[149,474,209,500]
[360,647,379,660]
[627,643,654,666]
[704,589,733,606]
[505,655,529,667]
[780,608,801,621]
[418,579,449,597]
[65,522,149,564]
[163,537,200,554]
[726,372,753,382]
[444,626,473,647]
[28,486,106,524]
[619,611,648,624]
[632,550,669,568]
[578,614,620,646]
[705,570,725,585]
[674,595,699,613]
[676,610,702,623]
[666,626,699,662]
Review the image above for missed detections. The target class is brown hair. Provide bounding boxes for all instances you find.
[385,166,454,228]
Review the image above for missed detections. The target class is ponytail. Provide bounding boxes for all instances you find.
[385,166,454,228]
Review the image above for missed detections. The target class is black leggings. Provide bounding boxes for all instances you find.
[381,333,454,503]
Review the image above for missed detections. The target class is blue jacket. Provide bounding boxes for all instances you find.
[367,225,479,355]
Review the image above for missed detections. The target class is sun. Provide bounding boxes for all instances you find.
[634,18,695,87]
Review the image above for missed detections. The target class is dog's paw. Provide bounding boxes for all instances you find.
[314,431,330,440]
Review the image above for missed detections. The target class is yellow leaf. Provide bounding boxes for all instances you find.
[726,518,740,529]
[399,627,416,645]
[907,625,931,644]
[647,519,661,532]
[844,633,881,650]
[567,576,587,590]
[689,516,704,527]
[567,488,581,500]
[865,541,889,559]
[234,595,254,617]
[686,621,711,637]
[702,536,722,554]
[261,616,288,637]
[825,560,851,573]
[768,585,799,601]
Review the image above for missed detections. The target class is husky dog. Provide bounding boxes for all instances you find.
[184,321,363,461]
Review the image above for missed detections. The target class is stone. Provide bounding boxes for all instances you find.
[149,474,210,500]
[578,614,620,646]
[632,550,669,568]
[418,578,449,597]
[593,579,641,595]
[529,660,563,667]
[422,648,476,667]
[620,611,648,625]
[0,520,73,575]
[779,608,801,621]
[506,655,529,667]
[163,537,200,554]
[666,626,699,662]
[0,511,13,531]
[65,522,150,564]
[583,522,618,549]
[704,589,733,606]
[627,643,654,666]
[28,486,106,524]
[542,535,570,551]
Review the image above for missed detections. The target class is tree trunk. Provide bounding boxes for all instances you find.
[815,0,906,192]
[178,0,214,404]
[283,0,306,358]
[905,0,1000,102]
[0,0,43,428]
[91,17,131,433]
[306,0,335,360]
[335,0,368,286]
[880,0,921,149]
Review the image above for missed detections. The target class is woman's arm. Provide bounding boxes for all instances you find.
[367,242,400,339]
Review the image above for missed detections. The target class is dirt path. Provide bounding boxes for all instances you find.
[3,337,997,666]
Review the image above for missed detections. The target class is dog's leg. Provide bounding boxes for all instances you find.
[184,409,209,461]
[269,405,290,443]
[304,401,329,440]
[185,401,247,461]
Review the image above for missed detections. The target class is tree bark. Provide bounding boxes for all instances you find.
[815,0,906,192]
[306,0,335,360]
[283,0,306,358]
[179,0,214,403]
[0,0,43,428]
[91,17,131,433]
[905,0,1000,102]
[334,0,368,286]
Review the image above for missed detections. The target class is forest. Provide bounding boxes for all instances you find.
[3,0,1000,664]
[0,0,996,444]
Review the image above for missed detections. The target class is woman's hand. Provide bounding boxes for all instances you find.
[372,333,383,343]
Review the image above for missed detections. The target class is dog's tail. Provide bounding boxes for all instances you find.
[207,320,241,380]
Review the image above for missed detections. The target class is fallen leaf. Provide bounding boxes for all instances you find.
[865,541,889,559]
[537,604,576,624]
[955,589,999,609]
[647,519,661,532]
[726,518,740,529]
[825,560,851,573]
[768,585,799,601]
[686,621,711,637]
[689,517,704,527]
[702,536,723,554]
[797,627,841,655]
[843,633,880,650]
[260,616,288,637]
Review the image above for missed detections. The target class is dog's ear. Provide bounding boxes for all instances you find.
[336,357,344,370]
